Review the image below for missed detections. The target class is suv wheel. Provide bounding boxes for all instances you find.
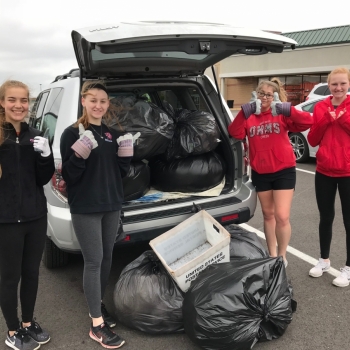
[43,236,69,268]
[289,132,309,163]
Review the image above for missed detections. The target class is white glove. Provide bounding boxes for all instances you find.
[116,132,141,157]
[33,136,51,157]
[71,124,98,159]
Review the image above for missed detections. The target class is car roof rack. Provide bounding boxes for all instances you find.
[52,68,80,83]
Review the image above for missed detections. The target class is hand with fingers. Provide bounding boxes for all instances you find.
[271,92,292,117]
[117,132,141,157]
[71,124,98,159]
[33,136,51,157]
[241,91,262,119]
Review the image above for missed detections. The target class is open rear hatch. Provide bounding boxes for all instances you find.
[71,21,296,78]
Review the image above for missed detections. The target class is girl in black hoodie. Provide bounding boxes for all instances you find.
[0,80,54,350]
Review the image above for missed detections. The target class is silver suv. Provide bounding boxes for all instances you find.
[29,21,296,268]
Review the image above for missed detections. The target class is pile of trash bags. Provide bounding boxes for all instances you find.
[110,96,224,196]
[113,226,296,349]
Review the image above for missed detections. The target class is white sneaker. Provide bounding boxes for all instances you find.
[309,258,331,277]
[332,266,350,287]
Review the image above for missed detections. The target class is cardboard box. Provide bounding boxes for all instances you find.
[149,210,230,292]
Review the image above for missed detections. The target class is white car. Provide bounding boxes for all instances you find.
[306,82,350,101]
[289,97,324,162]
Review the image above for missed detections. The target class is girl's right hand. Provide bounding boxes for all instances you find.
[241,91,262,119]
[71,124,98,159]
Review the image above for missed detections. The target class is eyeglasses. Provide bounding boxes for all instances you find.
[257,91,274,99]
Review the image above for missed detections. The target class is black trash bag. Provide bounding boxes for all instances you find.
[183,257,295,350]
[113,250,185,334]
[165,109,220,161]
[226,224,269,260]
[122,161,150,202]
[110,96,175,161]
[149,152,225,193]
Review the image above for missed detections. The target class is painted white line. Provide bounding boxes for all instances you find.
[296,168,315,175]
[239,223,340,277]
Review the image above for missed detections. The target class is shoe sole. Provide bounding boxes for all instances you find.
[5,339,40,350]
[309,266,330,278]
[36,337,50,345]
[89,330,125,349]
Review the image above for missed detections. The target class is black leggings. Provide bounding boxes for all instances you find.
[0,216,47,331]
[315,172,350,265]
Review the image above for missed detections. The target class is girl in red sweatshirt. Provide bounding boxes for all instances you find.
[228,78,313,266]
[307,67,350,287]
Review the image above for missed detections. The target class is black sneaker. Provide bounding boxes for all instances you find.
[101,303,117,328]
[89,323,125,349]
[22,320,50,345]
[5,329,40,350]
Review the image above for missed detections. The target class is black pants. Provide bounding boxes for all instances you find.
[0,216,47,331]
[315,172,350,265]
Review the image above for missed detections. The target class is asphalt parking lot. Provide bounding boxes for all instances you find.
[1,158,350,350]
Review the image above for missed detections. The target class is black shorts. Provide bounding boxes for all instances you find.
[251,167,296,192]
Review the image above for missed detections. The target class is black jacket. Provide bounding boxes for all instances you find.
[0,122,55,223]
[60,124,131,214]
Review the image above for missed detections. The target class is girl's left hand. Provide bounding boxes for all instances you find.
[33,136,51,157]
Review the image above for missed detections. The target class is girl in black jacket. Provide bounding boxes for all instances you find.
[60,81,137,349]
[0,80,55,350]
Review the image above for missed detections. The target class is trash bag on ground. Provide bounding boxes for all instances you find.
[225,224,269,260]
[110,96,175,161]
[113,250,184,334]
[183,257,296,350]
[122,161,150,202]
[165,109,220,161]
[149,152,225,193]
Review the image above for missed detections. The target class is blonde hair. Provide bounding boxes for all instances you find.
[0,80,30,146]
[257,77,288,102]
[327,67,350,83]
[74,80,122,129]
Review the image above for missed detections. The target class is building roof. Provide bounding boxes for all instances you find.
[282,25,350,48]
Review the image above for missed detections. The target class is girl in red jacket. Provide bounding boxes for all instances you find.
[228,78,313,266]
[308,67,350,287]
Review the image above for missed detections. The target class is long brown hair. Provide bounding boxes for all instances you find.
[0,80,30,146]
[257,77,288,102]
[74,80,122,129]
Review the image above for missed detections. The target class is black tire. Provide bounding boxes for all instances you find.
[289,132,310,163]
[42,236,69,269]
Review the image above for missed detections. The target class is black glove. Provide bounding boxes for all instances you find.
[241,91,262,119]
[271,92,291,117]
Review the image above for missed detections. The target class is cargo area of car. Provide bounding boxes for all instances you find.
[100,76,238,210]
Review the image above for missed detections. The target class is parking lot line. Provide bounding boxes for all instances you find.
[296,168,315,175]
[239,223,340,277]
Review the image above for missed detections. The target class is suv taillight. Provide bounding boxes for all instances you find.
[51,159,68,203]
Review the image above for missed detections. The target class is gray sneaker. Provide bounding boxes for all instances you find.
[22,320,50,345]
[5,329,40,350]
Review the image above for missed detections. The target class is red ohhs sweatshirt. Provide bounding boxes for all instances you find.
[308,95,350,177]
[228,107,313,174]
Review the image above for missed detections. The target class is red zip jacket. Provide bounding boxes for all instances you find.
[228,107,313,174]
[307,95,350,177]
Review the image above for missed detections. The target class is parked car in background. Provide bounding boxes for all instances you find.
[306,82,350,101]
[289,97,323,162]
[28,22,296,268]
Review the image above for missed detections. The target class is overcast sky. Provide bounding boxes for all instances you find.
[1,0,350,97]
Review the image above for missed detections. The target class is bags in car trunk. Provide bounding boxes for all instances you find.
[110,96,175,161]
[149,152,226,192]
[113,250,184,334]
[122,161,150,202]
[183,257,295,350]
[165,108,220,161]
